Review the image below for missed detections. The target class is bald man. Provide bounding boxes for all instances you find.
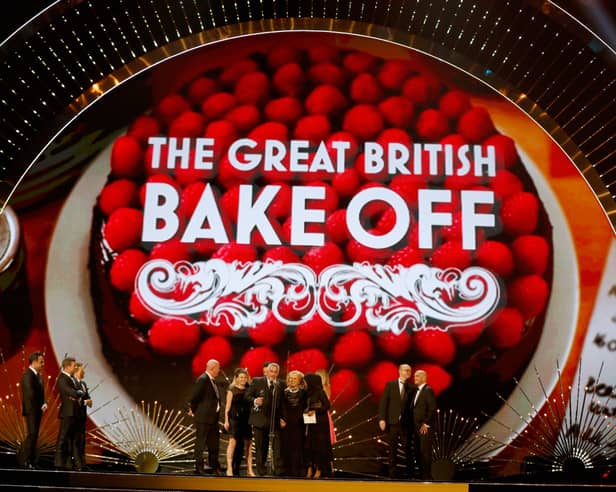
[189,359,224,475]
[378,364,415,478]
[410,369,437,480]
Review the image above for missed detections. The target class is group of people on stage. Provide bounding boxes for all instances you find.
[189,359,335,478]
[378,364,437,480]
[18,352,92,471]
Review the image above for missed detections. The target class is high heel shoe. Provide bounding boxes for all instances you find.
[247,468,256,477]
[306,466,313,478]
[314,468,322,479]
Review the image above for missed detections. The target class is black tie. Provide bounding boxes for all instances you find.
[211,378,220,400]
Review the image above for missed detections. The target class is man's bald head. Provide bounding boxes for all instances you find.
[206,359,220,377]
[414,369,427,385]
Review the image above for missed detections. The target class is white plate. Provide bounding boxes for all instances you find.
[45,129,579,449]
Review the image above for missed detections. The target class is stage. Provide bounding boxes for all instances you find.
[1,468,616,492]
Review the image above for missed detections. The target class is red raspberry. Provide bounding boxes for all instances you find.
[356,182,389,221]
[343,51,377,73]
[168,110,205,138]
[200,308,234,337]
[129,290,158,324]
[110,135,144,178]
[449,321,484,346]
[280,217,324,251]
[378,96,414,128]
[219,58,260,86]
[430,241,473,270]
[287,349,329,374]
[148,316,200,356]
[104,207,143,252]
[500,191,539,236]
[295,313,335,349]
[192,336,233,377]
[204,119,239,159]
[259,182,291,220]
[127,115,161,145]
[225,104,261,133]
[308,63,346,87]
[413,328,456,366]
[211,242,258,264]
[325,209,351,243]
[174,159,214,186]
[273,62,305,97]
[326,130,360,162]
[350,73,384,104]
[346,238,391,264]
[308,46,339,64]
[416,108,450,140]
[438,90,471,118]
[376,331,412,359]
[267,46,302,68]
[217,155,257,188]
[378,59,413,89]
[387,245,424,268]
[234,71,270,106]
[98,179,138,216]
[193,238,219,258]
[248,311,286,346]
[485,307,525,348]
[155,93,190,124]
[110,248,148,292]
[512,235,550,276]
[305,181,339,214]
[265,97,304,125]
[239,347,280,379]
[340,303,370,331]
[443,172,484,190]
[201,92,237,120]
[484,134,519,169]
[305,85,348,116]
[343,104,384,140]
[390,175,426,208]
[187,76,217,105]
[149,238,192,263]
[402,75,440,106]
[507,274,549,319]
[248,122,289,147]
[332,330,374,368]
[302,242,345,274]
[457,106,496,143]
[262,246,300,264]
[489,170,523,200]
[219,185,241,222]
[294,114,331,143]
[413,363,452,397]
[139,173,180,207]
[330,369,361,409]
[366,360,399,402]
[377,127,413,148]
[180,181,206,217]
[331,167,361,198]
[475,240,515,277]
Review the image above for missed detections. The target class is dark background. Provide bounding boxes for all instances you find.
[1,0,615,48]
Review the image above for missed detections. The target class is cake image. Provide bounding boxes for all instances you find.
[88,32,553,424]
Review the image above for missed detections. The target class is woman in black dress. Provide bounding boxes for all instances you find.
[303,372,334,479]
[223,368,255,476]
[279,370,306,477]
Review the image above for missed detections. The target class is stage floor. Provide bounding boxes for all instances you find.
[1,468,616,492]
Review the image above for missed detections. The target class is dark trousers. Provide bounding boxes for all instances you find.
[414,427,433,480]
[71,417,87,469]
[18,412,41,467]
[194,422,220,471]
[55,416,81,469]
[252,426,280,475]
[384,423,412,477]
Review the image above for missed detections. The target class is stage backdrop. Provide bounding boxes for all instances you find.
[1,31,614,478]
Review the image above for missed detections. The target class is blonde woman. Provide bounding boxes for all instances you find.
[223,368,255,476]
[279,370,306,476]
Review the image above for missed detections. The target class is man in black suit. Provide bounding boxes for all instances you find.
[410,369,437,480]
[189,359,224,475]
[71,362,92,471]
[244,361,284,476]
[18,351,47,469]
[378,363,415,478]
[54,356,84,470]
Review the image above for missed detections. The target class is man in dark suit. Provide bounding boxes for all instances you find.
[18,351,47,469]
[54,356,84,470]
[244,361,284,476]
[410,369,437,480]
[378,363,415,478]
[71,362,92,471]
[189,359,224,475]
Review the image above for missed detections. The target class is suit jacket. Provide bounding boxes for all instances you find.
[76,379,90,420]
[379,379,416,426]
[412,384,437,428]
[245,376,284,428]
[57,372,82,418]
[189,373,223,424]
[20,369,45,416]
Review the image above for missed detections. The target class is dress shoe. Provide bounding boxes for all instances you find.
[213,467,224,476]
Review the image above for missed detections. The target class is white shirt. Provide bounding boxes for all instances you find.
[414,383,426,405]
[29,366,38,376]
[398,379,405,397]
